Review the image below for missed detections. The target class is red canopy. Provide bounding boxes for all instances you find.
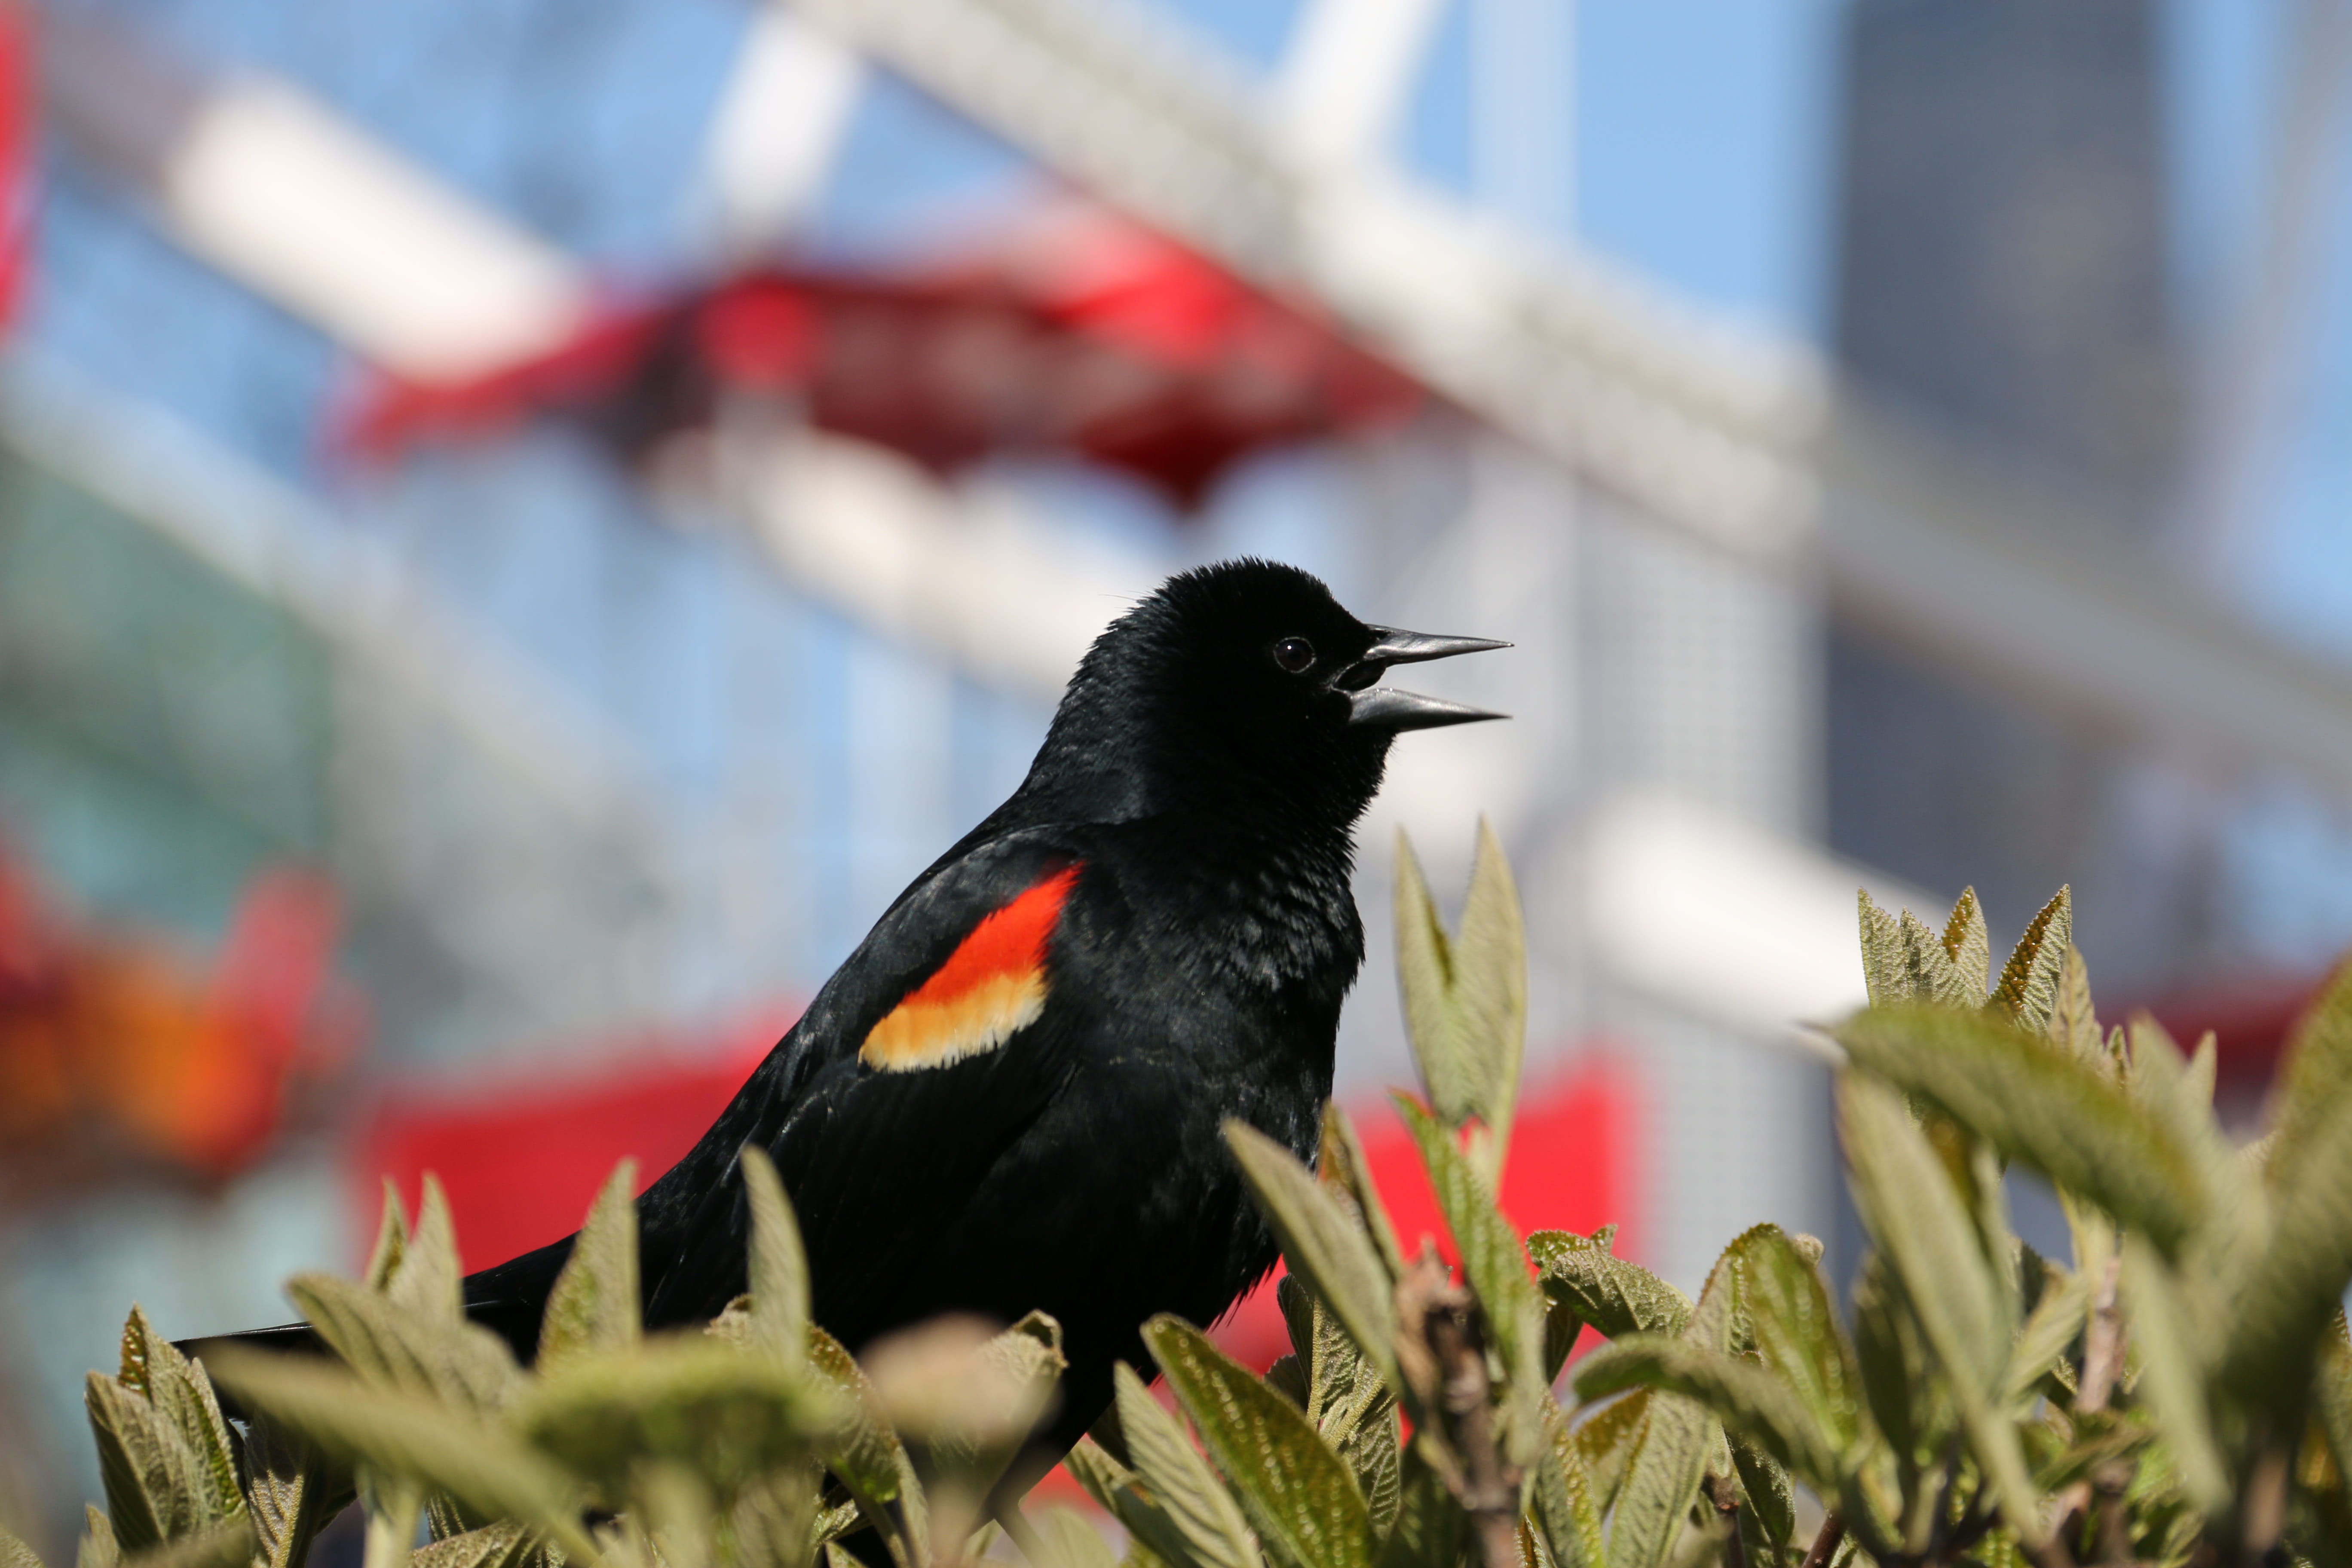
[345,207,1427,509]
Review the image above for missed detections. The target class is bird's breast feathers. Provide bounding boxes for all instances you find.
[859,864,1083,1072]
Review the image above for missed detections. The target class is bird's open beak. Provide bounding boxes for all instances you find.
[1344,625,1511,731]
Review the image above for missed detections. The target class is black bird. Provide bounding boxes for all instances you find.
[199,558,1504,1479]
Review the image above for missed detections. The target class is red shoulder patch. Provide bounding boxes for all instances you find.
[859,864,1082,1073]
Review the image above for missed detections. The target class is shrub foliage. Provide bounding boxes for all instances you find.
[10,824,2352,1568]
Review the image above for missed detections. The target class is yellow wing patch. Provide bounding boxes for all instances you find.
[858,865,1080,1073]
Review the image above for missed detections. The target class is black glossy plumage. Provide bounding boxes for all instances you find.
[198,559,1503,1485]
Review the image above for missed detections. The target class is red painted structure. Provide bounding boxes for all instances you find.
[343,205,1427,509]
[356,1015,1639,1370]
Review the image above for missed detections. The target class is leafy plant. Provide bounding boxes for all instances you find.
[13,822,2352,1568]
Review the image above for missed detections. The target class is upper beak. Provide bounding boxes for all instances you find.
[1344,625,1511,731]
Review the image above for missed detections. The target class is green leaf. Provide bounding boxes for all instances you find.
[1857,892,1905,1008]
[514,1335,834,1500]
[1145,1316,1372,1568]
[1848,1257,1931,1473]
[537,1161,641,1375]
[84,1371,205,1552]
[1533,1408,1605,1568]
[1528,1231,1691,1341]
[739,1146,810,1367]
[2120,1235,2228,1515]
[201,1347,598,1566]
[385,1175,464,1323]
[1,1516,45,1568]
[1062,1437,1142,1520]
[239,1416,350,1568]
[284,1274,520,1412]
[1728,1229,1865,1458]
[364,1182,409,1294]
[1988,888,2071,1033]
[1372,1446,1465,1568]
[1856,893,1976,1008]
[118,1310,245,1528]
[728,1465,818,1568]
[1572,1389,1651,1519]
[1572,1338,1840,1496]
[1275,1277,1396,1499]
[78,1509,118,1568]
[1941,888,1990,999]
[1393,823,1527,1179]
[119,1519,251,1568]
[923,1313,1066,1494]
[1225,1121,1400,1394]
[2267,961,2352,1191]
[2220,1083,2352,1406]
[407,1522,536,1568]
[1727,1435,1793,1554]
[1112,1362,1258,1568]
[1836,1075,2044,1545]
[2124,1018,2252,1273]
[1835,1005,2203,1256]
[1393,1095,1547,1453]
[2050,946,2100,1060]
[2002,1263,2089,1408]
[1601,1370,1712,1568]
[803,1325,925,1559]
[1319,1104,1406,1285]
[1028,1510,1120,1568]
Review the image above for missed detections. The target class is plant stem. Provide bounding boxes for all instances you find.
[1799,1512,1845,1568]
[1701,1474,1748,1568]
[2076,1253,2124,1416]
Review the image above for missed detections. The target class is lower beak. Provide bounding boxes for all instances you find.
[1344,625,1510,731]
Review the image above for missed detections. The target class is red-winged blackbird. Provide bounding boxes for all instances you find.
[194,558,1503,1478]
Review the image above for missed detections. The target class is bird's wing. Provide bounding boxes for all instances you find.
[637,832,1105,1332]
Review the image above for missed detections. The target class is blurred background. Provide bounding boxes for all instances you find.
[7,0,2352,1540]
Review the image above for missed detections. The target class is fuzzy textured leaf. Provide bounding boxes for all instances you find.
[1941,890,1990,1000]
[1836,1004,2202,1256]
[239,1414,348,1568]
[1394,1096,1546,1442]
[1602,1376,1711,1568]
[1533,1408,1605,1568]
[1837,1076,2043,1545]
[1145,1316,1372,1568]
[0,1519,41,1568]
[2120,1235,2228,1514]
[1988,888,2071,1033]
[385,1176,464,1323]
[537,1161,642,1375]
[119,1520,251,1568]
[1112,1362,1258,1568]
[803,1324,926,1554]
[2220,1084,2352,1406]
[1393,824,1526,1170]
[1527,1231,1690,1342]
[1319,1104,1406,1283]
[200,1348,596,1565]
[84,1372,207,1552]
[1225,1121,1400,1392]
[1030,1510,1120,1568]
[739,1146,810,1367]
[285,1274,520,1417]
[408,1521,536,1568]
[1573,1337,1841,1494]
[1729,1229,1864,1458]
[514,1336,832,1498]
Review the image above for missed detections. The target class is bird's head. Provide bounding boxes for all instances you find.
[1032,559,1508,828]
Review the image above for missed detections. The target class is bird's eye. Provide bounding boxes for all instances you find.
[1271,636,1316,674]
